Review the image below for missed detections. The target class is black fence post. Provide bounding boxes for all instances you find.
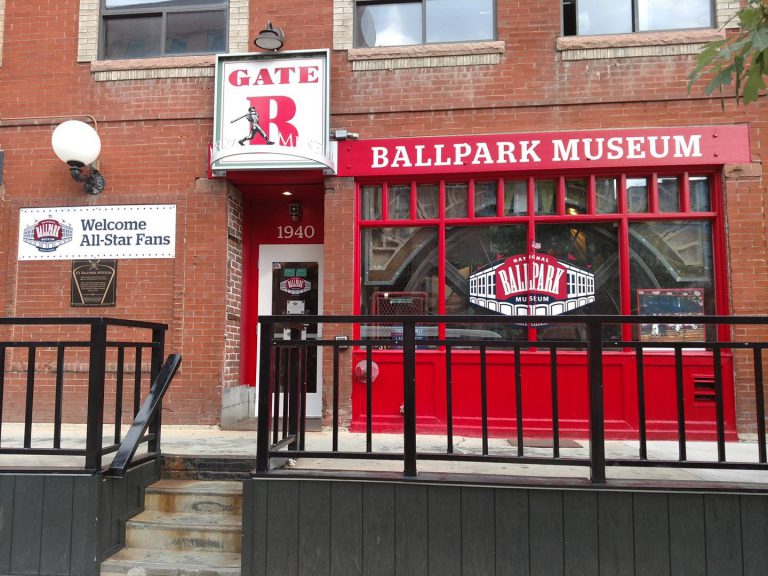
[403,320,417,477]
[148,327,166,454]
[288,328,302,451]
[586,319,606,484]
[256,321,274,472]
[85,321,107,471]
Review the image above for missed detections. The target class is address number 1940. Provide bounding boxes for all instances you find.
[277,225,316,239]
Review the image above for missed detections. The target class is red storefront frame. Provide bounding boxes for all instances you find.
[348,168,735,439]
[336,127,752,439]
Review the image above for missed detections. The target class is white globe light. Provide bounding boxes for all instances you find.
[51,120,101,165]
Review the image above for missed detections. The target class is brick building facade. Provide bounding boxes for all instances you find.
[0,0,765,432]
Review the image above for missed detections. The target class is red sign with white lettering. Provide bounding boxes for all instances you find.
[337,125,750,177]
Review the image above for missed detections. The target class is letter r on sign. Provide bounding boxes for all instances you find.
[246,96,299,146]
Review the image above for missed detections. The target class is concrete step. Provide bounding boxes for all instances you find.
[144,479,243,514]
[100,547,240,576]
[125,510,242,552]
[162,455,257,480]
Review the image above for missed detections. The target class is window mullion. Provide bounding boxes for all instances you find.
[161,11,167,56]
[631,0,638,32]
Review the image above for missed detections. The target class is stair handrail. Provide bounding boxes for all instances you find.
[107,353,182,477]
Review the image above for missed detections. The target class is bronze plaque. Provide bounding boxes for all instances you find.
[71,260,117,307]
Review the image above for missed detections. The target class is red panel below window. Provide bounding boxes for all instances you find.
[350,349,737,441]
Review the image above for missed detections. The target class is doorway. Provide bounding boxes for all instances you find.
[258,244,323,417]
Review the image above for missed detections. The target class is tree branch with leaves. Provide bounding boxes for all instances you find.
[688,0,768,106]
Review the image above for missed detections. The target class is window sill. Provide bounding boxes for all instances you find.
[557,29,724,61]
[347,40,505,71]
[90,55,216,81]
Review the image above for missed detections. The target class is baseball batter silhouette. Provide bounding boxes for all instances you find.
[232,106,274,146]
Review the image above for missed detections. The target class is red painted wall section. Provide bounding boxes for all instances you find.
[350,349,737,440]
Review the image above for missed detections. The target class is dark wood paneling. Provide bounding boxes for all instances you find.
[0,463,154,576]
[0,476,15,574]
[267,480,300,576]
[330,481,363,576]
[428,486,460,576]
[633,493,670,576]
[669,494,706,576]
[241,478,768,576]
[529,489,563,576]
[563,490,598,576]
[243,478,269,576]
[40,476,74,576]
[495,489,529,576]
[462,487,495,576]
[109,473,128,549]
[395,484,428,576]
[70,476,100,576]
[704,494,743,576]
[10,475,44,574]
[98,475,114,556]
[298,481,331,576]
[741,495,768,576]
[598,492,634,576]
[363,483,395,576]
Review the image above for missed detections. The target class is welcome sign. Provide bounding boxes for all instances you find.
[18,205,176,260]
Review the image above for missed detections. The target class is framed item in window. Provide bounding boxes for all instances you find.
[637,288,705,342]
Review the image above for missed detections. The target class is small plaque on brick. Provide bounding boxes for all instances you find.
[71,259,117,307]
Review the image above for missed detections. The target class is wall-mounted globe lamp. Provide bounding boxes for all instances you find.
[254,22,285,51]
[51,120,106,195]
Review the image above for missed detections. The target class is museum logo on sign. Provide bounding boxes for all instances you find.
[469,253,596,316]
[280,276,311,295]
[22,217,73,252]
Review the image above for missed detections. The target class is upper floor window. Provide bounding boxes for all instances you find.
[562,0,713,36]
[101,0,228,59]
[355,0,495,48]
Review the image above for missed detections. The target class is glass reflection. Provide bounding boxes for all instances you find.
[426,0,494,43]
[357,3,422,47]
[575,0,632,34]
[637,0,712,31]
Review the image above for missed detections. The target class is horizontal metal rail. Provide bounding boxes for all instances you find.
[0,317,174,474]
[255,315,768,484]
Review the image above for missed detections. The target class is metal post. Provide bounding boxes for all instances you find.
[288,328,301,451]
[256,321,275,472]
[148,327,165,454]
[85,322,107,471]
[403,321,417,477]
[586,320,606,483]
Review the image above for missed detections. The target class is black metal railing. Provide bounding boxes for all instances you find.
[255,315,768,483]
[0,317,173,473]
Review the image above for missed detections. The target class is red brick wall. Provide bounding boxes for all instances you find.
[0,0,765,429]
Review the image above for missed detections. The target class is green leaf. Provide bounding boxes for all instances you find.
[752,27,768,52]
[704,65,735,96]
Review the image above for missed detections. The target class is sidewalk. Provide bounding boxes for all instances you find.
[1,423,767,486]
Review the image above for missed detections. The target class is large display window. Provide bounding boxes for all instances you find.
[357,171,722,342]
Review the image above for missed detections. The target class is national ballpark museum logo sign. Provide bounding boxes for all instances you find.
[18,205,176,260]
[280,276,312,295]
[22,217,74,252]
[211,50,334,173]
[469,253,595,317]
